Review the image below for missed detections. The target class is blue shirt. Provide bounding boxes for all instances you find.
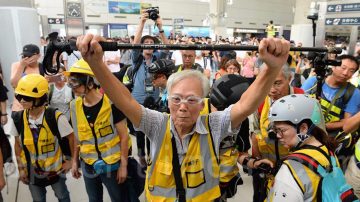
[302,76,360,116]
[131,49,161,104]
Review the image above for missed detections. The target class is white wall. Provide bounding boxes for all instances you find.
[35,0,295,30]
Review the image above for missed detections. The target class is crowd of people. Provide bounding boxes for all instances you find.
[0,10,360,202]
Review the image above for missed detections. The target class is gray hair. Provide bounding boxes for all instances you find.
[167,70,210,97]
[259,63,292,80]
[280,63,292,80]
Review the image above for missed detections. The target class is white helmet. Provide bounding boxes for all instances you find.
[269,94,327,145]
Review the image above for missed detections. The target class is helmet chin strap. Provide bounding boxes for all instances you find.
[79,76,91,98]
[291,123,315,151]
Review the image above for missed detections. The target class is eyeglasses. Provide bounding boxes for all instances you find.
[271,127,291,136]
[67,77,82,89]
[168,95,203,105]
[15,94,34,102]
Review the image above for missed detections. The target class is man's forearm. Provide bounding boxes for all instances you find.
[133,22,145,44]
[326,120,344,131]
[232,65,278,124]
[0,101,6,115]
[120,136,128,168]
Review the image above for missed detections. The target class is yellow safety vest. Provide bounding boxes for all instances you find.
[267,25,275,37]
[70,95,121,165]
[20,109,63,172]
[281,146,335,201]
[199,99,239,183]
[256,96,289,163]
[145,115,220,201]
[355,140,360,162]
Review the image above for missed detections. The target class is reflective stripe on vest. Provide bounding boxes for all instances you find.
[319,98,341,123]
[199,98,210,115]
[283,146,332,201]
[70,95,120,165]
[219,148,239,183]
[22,109,63,172]
[145,115,220,201]
[199,100,239,183]
[257,96,289,163]
[355,140,360,162]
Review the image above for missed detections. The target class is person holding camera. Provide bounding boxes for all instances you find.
[11,74,74,202]
[10,44,45,114]
[130,8,169,168]
[148,59,176,113]
[301,55,360,170]
[238,64,304,202]
[67,59,130,202]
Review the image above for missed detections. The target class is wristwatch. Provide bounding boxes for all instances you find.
[159,29,164,33]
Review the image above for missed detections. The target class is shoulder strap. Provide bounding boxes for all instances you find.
[12,111,24,136]
[287,145,333,176]
[343,83,356,105]
[13,111,32,176]
[39,63,45,76]
[131,54,143,81]
[44,107,71,157]
[324,85,347,118]
[171,135,186,202]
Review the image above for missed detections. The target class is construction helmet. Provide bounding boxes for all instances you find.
[210,74,249,110]
[63,59,94,77]
[15,74,49,98]
[268,94,327,135]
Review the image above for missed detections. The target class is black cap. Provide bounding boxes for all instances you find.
[22,44,40,57]
[140,35,160,44]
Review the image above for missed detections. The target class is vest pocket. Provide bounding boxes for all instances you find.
[153,161,173,187]
[99,125,114,138]
[186,169,205,188]
[41,143,55,153]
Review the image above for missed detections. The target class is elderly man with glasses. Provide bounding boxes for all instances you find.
[76,33,290,201]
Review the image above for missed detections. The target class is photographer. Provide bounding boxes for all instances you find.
[301,55,360,169]
[148,59,176,113]
[130,8,169,167]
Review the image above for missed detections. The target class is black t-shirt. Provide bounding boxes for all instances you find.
[83,96,126,125]
[0,78,8,102]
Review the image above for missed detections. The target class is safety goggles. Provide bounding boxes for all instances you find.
[15,94,34,102]
[168,95,203,105]
[67,77,83,89]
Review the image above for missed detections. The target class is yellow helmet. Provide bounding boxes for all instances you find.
[63,59,94,77]
[15,74,49,98]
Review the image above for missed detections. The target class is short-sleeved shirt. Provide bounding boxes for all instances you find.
[135,105,240,163]
[301,76,360,116]
[82,97,126,125]
[9,110,73,138]
[131,49,164,104]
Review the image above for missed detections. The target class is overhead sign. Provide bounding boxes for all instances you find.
[325,17,360,26]
[48,18,64,24]
[327,3,360,12]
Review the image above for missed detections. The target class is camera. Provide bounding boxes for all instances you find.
[147,7,159,21]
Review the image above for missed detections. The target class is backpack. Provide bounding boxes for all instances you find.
[286,146,359,202]
[0,128,12,163]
